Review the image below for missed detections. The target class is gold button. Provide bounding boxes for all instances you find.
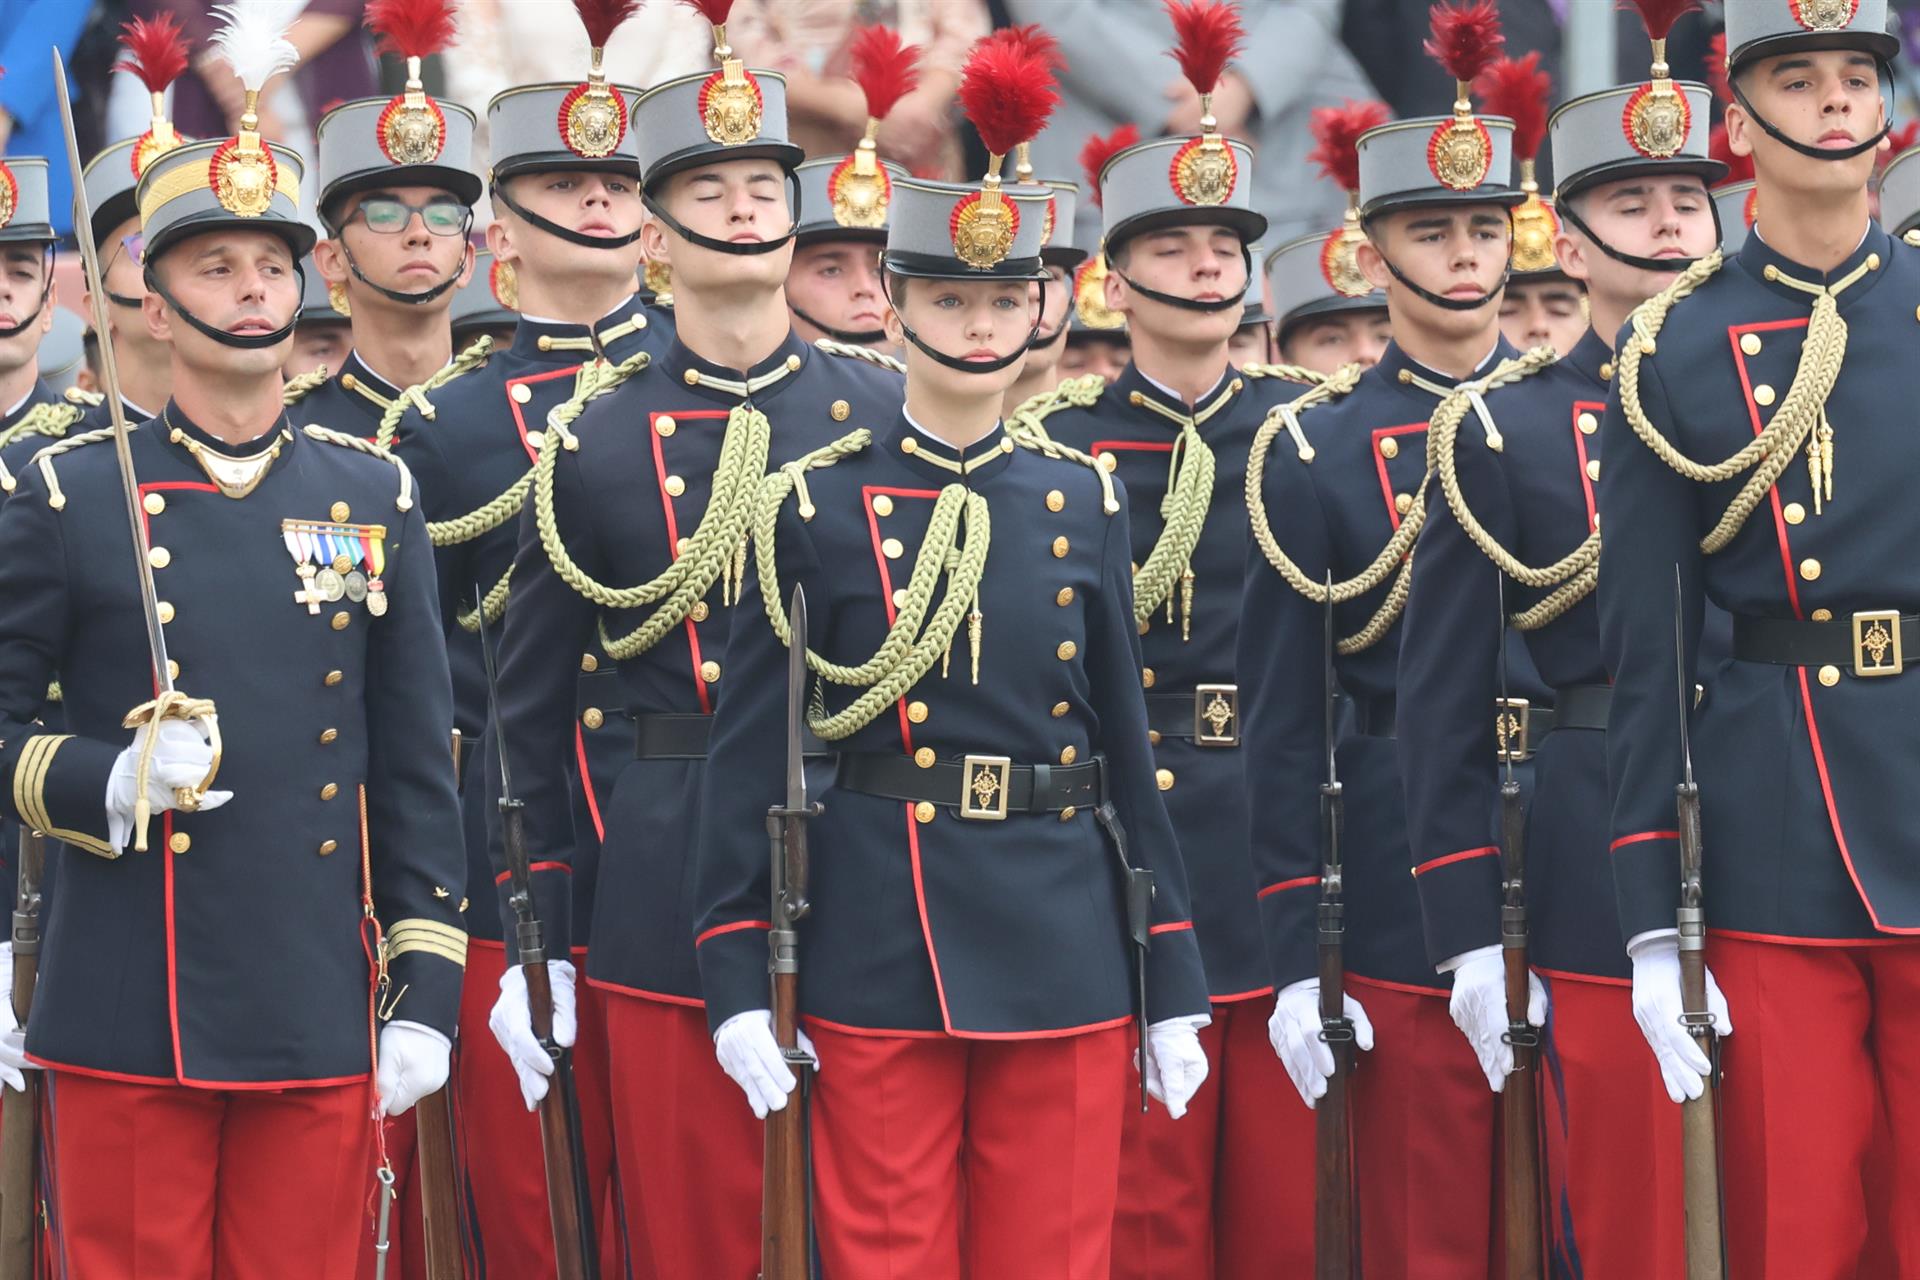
[1753,384,1776,407]
[1740,333,1763,356]
[148,546,171,569]
[1799,558,1821,581]
[319,839,338,857]
[332,611,351,630]
[510,383,532,404]
[882,537,904,559]
[1148,730,1162,745]
[1046,489,1065,512]
[167,660,180,680]
[583,708,605,730]
[676,537,691,556]
[143,493,166,515]
[702,660,721,683]
[907,700,929,723]
[1379,437,1399,459]
[1577,412,1597,434]
[690,601,710,622]
[1051,701,1069,718]
[901,437,917,454]
[319,728,338,744]
[1812,608,1834,622]
[655,415,676,437]
[169,832,191,854]
[331,501,351,522]
[157,601,175,624]
[664,475,686,498]
[1784,502,1806,525]
[525,430,547,453]
[1052,536,1070,558]
[1586,459,1601,482]
[1599,362,1613,381]
[831,399,851,421]
[1819,665,1841,687]
[786,354,802,371]
[683,369,701,386]
[1059,746,1077,765]
[1128,391,1144,406]
[1099,452,1117,472]
[1394,493,1413,515]
[581,653,599,673]
[1156,768,1175,791]
[1056,587,1075,607]
[538,335,556,352]
[873,495,894,517]
[321,783,340,801]
[333,555,352,574]
[914,801,936,824]
[1059,807,1077,822]
[1868,253,1882,271]
[1057,641,1078,661]
[915,747,936,768]
[891,588,908,609]
[325,669,344,687]
[1138,619,1150,636]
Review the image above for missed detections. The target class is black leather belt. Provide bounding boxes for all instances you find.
[837,751,1107,820]
[1494,683,1611,761]
[1145,684,1241,747]
[1733,610,1914,679]
[1354,695,1396,738]
[634,712,714,759]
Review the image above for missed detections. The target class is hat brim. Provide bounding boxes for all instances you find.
[323,166,485,220]
[1556,157,1729,204]
[1276,293,1388,343]
[1731,30,1901,75]
[0,224,57,246]
[1359,187,1529,221]
[1106,205,1267,253]
[1041,244,1090,270]
[644,141,807,193]
[793,224,890,248]
[147,212,316,264]
[882,250,1048,283]
[1239,305,1273,328]
[1508,264,1575,285]
[491,153,641,184]
[453,308,519,334]
[90,190,141,254]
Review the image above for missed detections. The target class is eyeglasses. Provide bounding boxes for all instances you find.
[117,233,146,266]
[346,197,472,237]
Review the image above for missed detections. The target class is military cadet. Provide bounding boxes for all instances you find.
[296,0,480,443]
[692,36,1210,1278]
[1396,10,1724,1272]
[481,6,904,1274]
[1492,55,1588,361]
[1242,5,1533,1271]
[1225,286,1273,369]
[1054,128,1136,386]
[1012,6,1317,1273]
[0,158,69,483]
[1597,2,1920,1273]
[378,1,653,1270]
[1001,165,1089,414]
[0,18,465,1272]
[450,249,521,353]
[785,26,913,360]
[287,255,355,382]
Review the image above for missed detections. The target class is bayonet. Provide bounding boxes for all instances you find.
[1496,574,1543,1280]
[1314,574,1355,1280]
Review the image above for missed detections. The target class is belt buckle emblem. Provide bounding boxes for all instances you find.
[1852,610,1903,677]
[1194,684,1240,747]
[960,755,1012,821]
[1494,698,1532,763]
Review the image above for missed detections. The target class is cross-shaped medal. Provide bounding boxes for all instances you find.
[293,564,324,615]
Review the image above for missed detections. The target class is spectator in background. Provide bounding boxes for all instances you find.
[726,0,988,177]
[0,0,95,238]
[1341,0,1561,122]
[1009,0,1374,250]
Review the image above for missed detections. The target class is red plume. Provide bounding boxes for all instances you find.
[1308,100,1390,192]
[1621,0,1698,42]
[1709,124,1753,184]
[575,0,642,47]
[958,34,1060,158]
[677,0,736,29]
[1706,33,1731,103]
[849,27,922,122]
[365,0,458,61]
[1163,0,1245,96]
[1080,125,1141,203]
[116,14,190,94]
[1424,1,1504,84]
[993,23,1066,71]
[1475,53,1550,162]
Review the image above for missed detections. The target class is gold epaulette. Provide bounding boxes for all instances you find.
[301,424,417,514]
[62,386,106,408]
[25,427,117,510]
[1240,362,1325,386]
[813,339,905,375]
[283,366,331,406]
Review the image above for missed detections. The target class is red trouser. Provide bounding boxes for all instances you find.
[1349,978,1497,1280]
[1710,934,1920,1280]
[1111,995,1314,1279]
[1539,972,1684,1280]
[807,1021,1130,1280]
[602,991,761,1280]
[45,1071,371,1280]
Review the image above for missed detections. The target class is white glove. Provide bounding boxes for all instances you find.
[1629,932,1732,1104]
[488,959,577,1110]
[714,1009,818,1120]
[1268,978,1375,1110]
[0,944,34,1093]
[1444,945,1547,1093]
[105,719,232,851]
[1137,1014,1211,1119]
[376,1021,451,1117]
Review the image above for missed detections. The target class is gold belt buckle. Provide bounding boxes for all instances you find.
[1494,698,1532,763]
[1852,610,1903,677]
[960,754,1012,820]
[1194,684,1240,747]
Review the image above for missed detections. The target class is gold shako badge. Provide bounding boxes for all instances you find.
[1075,256,1125,329]
[0,164,15,231]
[687,0,764,146]
[1478,54,1557,271]
[366,0,461,165]
[946,28,1059,270]
[1164,0,1246,206]
[490,257,519,310]
[1307,99,1388,296]
[560,0,638,159]
[831,24,919,235]
[1792,0,1861,31]
[1424,1,1505,192]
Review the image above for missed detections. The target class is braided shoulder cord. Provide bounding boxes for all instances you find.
[1131,425,1214,629]
[813,338,906,374]
[300,426,419,517]
[1005,374,1107,446]
[31,427,118,510]
[282,367,331,405]
[373,335,495,450]
[1239,362,1326,385]
[0,402,83,452]
[1009,433,1121,514]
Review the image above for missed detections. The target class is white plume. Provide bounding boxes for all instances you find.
[210,1,305,94]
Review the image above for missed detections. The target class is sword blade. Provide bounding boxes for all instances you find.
[51,50,173,693]
[785,587,809,815]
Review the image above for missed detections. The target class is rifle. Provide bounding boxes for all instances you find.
[1672,569,1725,1280]
[1314,576,1356,1280]
[1496,578,1542,1280]
[477,595,596,1280]
[0,828,45,1280]
[763,587,819,1280]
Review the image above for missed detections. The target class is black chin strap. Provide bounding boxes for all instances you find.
[0,245,55,340]
[1730,67,1892,162]
[1555,196,1721,276]
[143,261,306,351]
[789,303,887,346]
[1108,242,1253,314]
[1361,210,1512,312]
[641,173,802,258]
[881,277,1047,376]
[336,237,464,307]
[492,182,646,250]
[106,291,145,310]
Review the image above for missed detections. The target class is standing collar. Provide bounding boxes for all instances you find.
[160,399,292,459]
[2,379,53,426]
[511,293,654,364]
[659,328,812,405]
[338,351,403,412]
[1739,222,1891,306]
[1111,361,1242,429]
[883,409,1015,484]
[1375,338,1512,398]
[1563,328,1612,389]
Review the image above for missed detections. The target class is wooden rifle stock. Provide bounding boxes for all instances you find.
[762,967,809,1280]
[0,829,43,1280]
[1499,778,1542,1280]
[412,1084,462,1279]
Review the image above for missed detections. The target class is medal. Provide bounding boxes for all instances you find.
[367,581,390,617]
[316,568,347,602]
[345,571,369,603]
